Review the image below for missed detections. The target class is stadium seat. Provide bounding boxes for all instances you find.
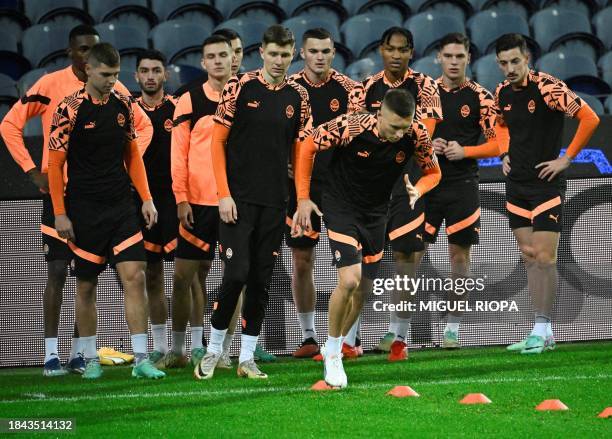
[17,68,52,96]
[593,7,612,50]
[288,1,349,28]
[478,0,536,21]
[0,7,30,39]
[22,24,71,69]
[410,0,474,21]
[0,73,18,105]
[23,0,93,26]
[221,1,286,25]
[541,0,599,18]
[406,12,465,57]
[342,0,370,15]
[166,64,203,94]
[473,53,505,92]
[95,23,148,53]
[0,30,31,81]
[89,0,158,33]
[151,0,222,28]
[282,16,340,57]
[118,70,140,94]
[599,51,612,87]
[605,94,612,114]
[341,14,398,58]
[150,20,213,66]
[536,52,598,81]
[214,18,269,50]
[467,11,529,55]
[356,1,411,24]
[0,102,10,121]
[577,92,605,115]
[346,57,384,81]
[241,46,262,71]
[530,7,604,56]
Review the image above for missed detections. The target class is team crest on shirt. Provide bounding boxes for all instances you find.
[117,113,126,127]
[395,151,406,163]
[164,119,173,132]
[460,104,470,118]
[329,98,340,112]
[285,104,294,118]
[226,248,233,259]
[528,100,536,113]
[334,250,341,261]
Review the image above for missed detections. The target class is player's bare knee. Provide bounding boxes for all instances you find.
[534,250,557,266]
[519,245,536,263]
[46,260,68,288]
[338,270,360,293]
[293,248,314,275]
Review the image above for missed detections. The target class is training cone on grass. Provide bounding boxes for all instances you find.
[386,386,420,398]
[597,407,612,418]
[460,393,492,404]
[311,380,337,391]
[535,399,569,411]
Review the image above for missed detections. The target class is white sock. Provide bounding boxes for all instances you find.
[344,318,360,347]
[395,317,411,342]
[151,324,168,354]
[208,327,227,355]
[222,333,234,354]
[44,337,59,362]
[298,312,317,340]
[131,333,147,356]
[546,322,553,337]
[191,326,204,350]
[239,334,258,364]
[531,322,547,337]
[325,336,342,357]
[388,312,399,334]
[171,331,186,355]
[69,337,81,360]
[81,335,97,360]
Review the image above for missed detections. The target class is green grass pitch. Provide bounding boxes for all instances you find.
[1,341,611,437]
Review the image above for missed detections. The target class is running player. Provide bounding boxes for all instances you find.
[293,89,441,388]
[494,34,599,354]
[347,27,443,358]
[417,33,500,350]
[287,28,357,358]
[47,43,164,379]
[160,35,233,370]
[0,25,152,376]
[194,25,311,380]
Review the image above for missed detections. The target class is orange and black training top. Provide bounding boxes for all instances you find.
[348,68,443,196]
[297,113,440,213]
[434,78,498,184]
[48,88,137,203]
[214,70,312,208]
[495,70,590,186]
[136,94,178,195]
[288,69,357,183]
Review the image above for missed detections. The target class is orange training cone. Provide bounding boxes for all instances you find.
[460,393,492,404]
[535,399,569,411]
[597,407,612,418]
[311,380,336,391]
[387,386,420,398]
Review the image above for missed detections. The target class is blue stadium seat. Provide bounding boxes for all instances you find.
[341,14,398,58]
[0,103,10,121]
[478,0,536,21]
[342,0,370,15]
[118,70,140,94]
[346,57,384,81]
[593,7,612,50]
[289,1,349,27]
[0,7,30,39]
[577,92,605,115]
[17,68,53,96]
[95,23,148,53]
[220,1,285,25]
[214,18,269,49]
[530,7,604,55]
[166,64,203,94]
[150,20,213,65]
[537,51,611,97]
[282,16,340,57]
[22,24,71,69]
[605,94,612,114]
[357,1,411,24]
[89,0,158,33]
[241,46,262,71]
[0,29,31,80]
[467,11,529,55]
[541,0,599,18]
[408,0,474,21]
[23,0,93,26]
[0,73,18,104]
[598,51,612,87]
[151,0,222,27]
[287,61,305,76]
[473,53,505,92]
[406,12,465,57]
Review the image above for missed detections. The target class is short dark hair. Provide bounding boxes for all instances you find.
[382,88,415,118]
[136,49,166,68]
[438,32,470,51]
[262,24,295,47]
[88,42,120,67]
[302,27,333,44]
[202,34,232,52]
[69,24,99,42]
[380,27,413,49]
[212,28,241,42]
[495,33,528,55]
